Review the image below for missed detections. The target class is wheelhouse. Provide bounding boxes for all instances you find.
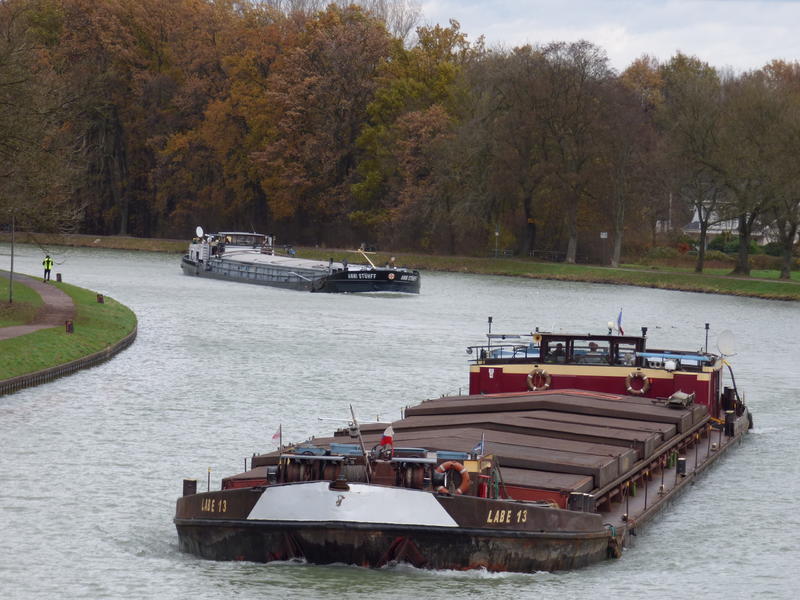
[467,325,729,419]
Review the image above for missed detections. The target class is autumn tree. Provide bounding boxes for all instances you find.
[658,53,726,272]
[351,19,476,249]
[537,41,614,263]
[760,60,800,278]
[254,4,393,244]
[716,69,787,275]
[0,0,83,233]
[599,75,657,266]
[460,45,551,256]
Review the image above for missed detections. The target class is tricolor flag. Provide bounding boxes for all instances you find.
[616,309,624,335]
[472,432,486,457]
[379,425,394,446]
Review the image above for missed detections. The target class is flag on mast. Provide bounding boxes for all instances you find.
[471,432,486,457]
[616,309,624,335]
[272,424,282,448]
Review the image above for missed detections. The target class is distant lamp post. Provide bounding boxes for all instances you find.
[494,225,499,258]
[7,214,14,304]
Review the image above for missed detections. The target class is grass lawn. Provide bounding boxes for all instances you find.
[296,248,800,301]
[0,278,44,327]
[0,281,137,380]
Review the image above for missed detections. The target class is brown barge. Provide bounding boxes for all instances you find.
[175,330,752,573]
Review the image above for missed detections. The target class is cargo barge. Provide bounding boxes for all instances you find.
[180,230,420,294]
[174,325,751,572]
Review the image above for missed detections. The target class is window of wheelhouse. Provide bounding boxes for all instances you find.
[573,339,611,364]
[611,341,638,366]
[542,338,570,363]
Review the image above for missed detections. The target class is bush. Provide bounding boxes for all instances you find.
[644,246,679,259]
[703,250,733,262]
[707,234,761,254]
[762,241,784,257]
[750,254,782,270]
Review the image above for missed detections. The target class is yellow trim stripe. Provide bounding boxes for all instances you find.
[471,364,711,381]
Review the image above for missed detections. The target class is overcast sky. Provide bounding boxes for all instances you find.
[419,0,800,72]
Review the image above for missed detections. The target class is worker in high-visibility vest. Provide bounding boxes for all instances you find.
[42,255,54,282]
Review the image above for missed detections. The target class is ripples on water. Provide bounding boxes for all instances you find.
[0,244,797,599]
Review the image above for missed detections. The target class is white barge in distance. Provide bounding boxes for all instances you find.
[180,229,421,294]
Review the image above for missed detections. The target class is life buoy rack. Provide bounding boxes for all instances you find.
[625,371,650,395]
[435,461,471,495]
[526,368,551,391]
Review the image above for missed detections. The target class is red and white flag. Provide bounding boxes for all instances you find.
[379,425,394,446]
[272,425,282,446]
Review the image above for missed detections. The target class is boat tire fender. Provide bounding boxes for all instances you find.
[625,371,650,395]
[526,368,551,391]
[435,461,470,495]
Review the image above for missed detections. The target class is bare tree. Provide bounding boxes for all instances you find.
[260,0,421,41]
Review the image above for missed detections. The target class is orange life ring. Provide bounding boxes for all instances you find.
[625,371,650,395]
[435,461,471,495]
[526,368,551,391]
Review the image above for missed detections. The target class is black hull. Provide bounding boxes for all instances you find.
[175,519,609,572]
[181,257,420,294]
[313,271,420,294]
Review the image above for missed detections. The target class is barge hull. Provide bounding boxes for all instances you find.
[175,519,609,571]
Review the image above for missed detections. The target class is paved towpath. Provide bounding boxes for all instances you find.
[0,271,76,340]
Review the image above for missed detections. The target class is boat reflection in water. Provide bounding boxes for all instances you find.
[180,230,420,294]
[174,322,751,572]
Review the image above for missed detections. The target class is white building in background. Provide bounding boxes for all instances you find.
[681,208,770,247]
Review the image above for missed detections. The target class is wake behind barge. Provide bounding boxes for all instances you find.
[175,326,751,572]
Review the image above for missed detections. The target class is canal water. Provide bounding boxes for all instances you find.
[0,244,797,599]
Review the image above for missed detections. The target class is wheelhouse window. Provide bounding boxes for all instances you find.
[612,341,637,366]
[224,234,266,247]
[573,339,610,365]
[542,338,569,364]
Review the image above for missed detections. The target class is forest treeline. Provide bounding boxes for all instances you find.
[1,0,799,276]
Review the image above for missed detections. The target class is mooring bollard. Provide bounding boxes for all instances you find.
[97,293,104,304]
[56,273,62,282]
[65,319,74,333]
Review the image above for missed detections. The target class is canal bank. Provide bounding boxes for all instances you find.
[0,270,137,394]
[2,231,798,301]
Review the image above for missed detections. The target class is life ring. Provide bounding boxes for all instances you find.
[526,368,551,391]
[625,371,650,395]
[388,272,395,280]
[435,461,471,495]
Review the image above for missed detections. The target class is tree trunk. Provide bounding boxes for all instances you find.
[731,214,751,276]
[780,222,797,280]
[695,221,708,273]
[611,189,625,268]
[565,195,579,263]
[521,199,536,256]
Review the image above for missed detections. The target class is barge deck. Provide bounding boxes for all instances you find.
[175,387,749,571]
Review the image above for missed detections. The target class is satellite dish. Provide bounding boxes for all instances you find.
[717,330,737,356]
[195,226,204,238]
